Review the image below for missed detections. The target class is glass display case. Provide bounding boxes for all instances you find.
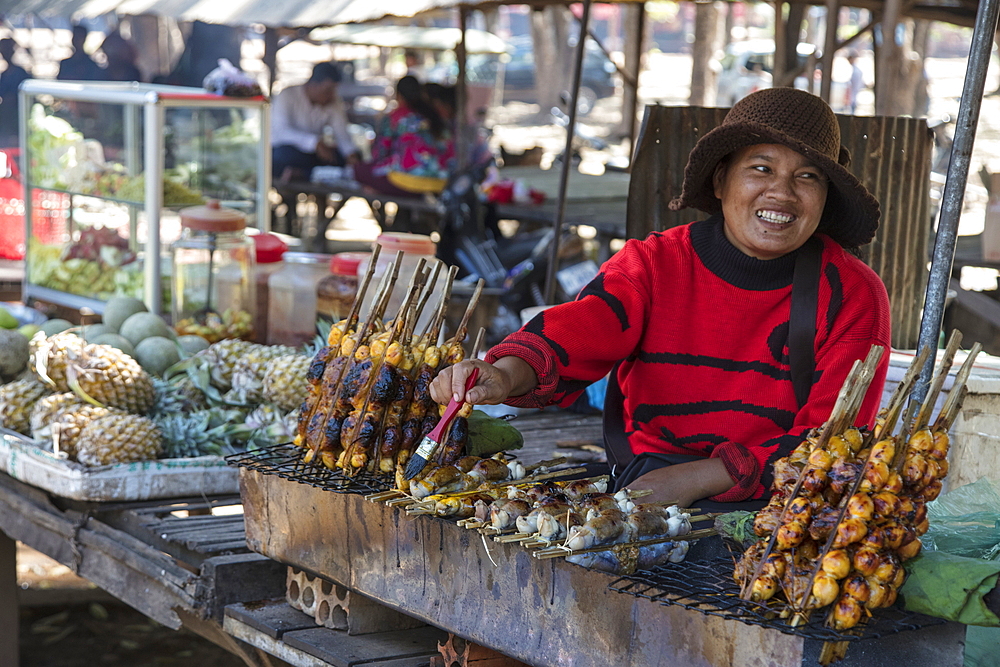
[18,81,270,315]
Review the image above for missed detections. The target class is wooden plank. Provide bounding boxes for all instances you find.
[0,530,17,667]
[241,469,806,667]
[225,614,360,667]
[225,599,318,640]
[281,626,445,667]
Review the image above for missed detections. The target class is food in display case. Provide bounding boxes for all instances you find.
[733,334,980,630]
[20,81,269,314]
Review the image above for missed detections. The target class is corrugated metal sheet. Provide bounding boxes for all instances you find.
[626,105,931,349]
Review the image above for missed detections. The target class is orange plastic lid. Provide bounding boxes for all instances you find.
[180,200,246,232]
[376,232,436,256]
[330,252,369,276]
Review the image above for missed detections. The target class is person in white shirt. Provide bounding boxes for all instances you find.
[271,62,358,182]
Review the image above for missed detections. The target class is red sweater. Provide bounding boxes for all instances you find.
[486,218,891,502]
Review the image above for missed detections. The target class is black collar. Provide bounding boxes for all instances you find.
[690,215,799,291]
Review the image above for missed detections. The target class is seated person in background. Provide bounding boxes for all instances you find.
[425,82,494,172]
[58,25,102,81]
[0,38,30,146]
[271,62,358,182]
[354,76,453,198]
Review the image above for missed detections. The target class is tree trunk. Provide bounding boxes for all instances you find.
[617,4,646,141]
[875,6,929,117]
[690,1,724,106]
[531,6,574,115]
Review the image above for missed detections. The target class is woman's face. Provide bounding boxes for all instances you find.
[713,143,828,260]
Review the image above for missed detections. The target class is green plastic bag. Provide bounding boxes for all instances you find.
[466,410,523,458]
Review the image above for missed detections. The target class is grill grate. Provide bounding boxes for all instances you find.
[226,443,393,495]
[608,552,945,643]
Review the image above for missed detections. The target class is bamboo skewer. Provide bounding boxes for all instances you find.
[935,342,982,431]
[875,346,931,441]
[447,279,484,345]
[532,527,719,560]
[913,330,963,431]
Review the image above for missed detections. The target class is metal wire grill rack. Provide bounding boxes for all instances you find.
[608,553,945,643]
[226,443,393,495]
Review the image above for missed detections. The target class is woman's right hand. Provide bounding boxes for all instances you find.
[429,359,513,406]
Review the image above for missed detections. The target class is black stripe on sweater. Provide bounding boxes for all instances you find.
[825,264,843,335]
[632,400,797,431]
[636,350,790,382]
[577,273,631,332]
[524,313,570,366]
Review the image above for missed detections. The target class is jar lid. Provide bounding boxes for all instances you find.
[376,232,436,256]
[180,200,246,232]
[283,252,333,265]
[330,252,368,276]
[253,233,287,263]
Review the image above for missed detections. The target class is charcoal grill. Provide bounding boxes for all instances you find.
[226,443,393,495]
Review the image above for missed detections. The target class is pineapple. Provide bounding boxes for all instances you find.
[29,332,85,392]
[262,354,311,412]
[29,393,85,442]
[67,344,155,414]
[229,345,298,404]
[156,408,250,458]
[50,404,127,459]
[0,378,52,435]
[76,414,162,466]
[199,339,255,390]
[244,404,298,447]
[150,376,208,417]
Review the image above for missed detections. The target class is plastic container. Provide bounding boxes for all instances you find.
[357,233,443,331]
[317,251,368,323]
[171,201,255,341]
[249,233,288,343]
[268,252,333,347]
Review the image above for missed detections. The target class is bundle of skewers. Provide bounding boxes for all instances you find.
[292,243,487,483]
[735,333,981,634]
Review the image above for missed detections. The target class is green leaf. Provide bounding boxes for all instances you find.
[466,410,523,458]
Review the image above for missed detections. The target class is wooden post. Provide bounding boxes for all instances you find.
[0,531,17,667]
[456,6,469,171]
[773,0,787,85]
[262,27,278,96]
[690,1,722,106]
[875,0,902,115]
[623,3,646,161]
[820,0,839,102]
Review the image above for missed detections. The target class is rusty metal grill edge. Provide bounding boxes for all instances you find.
[226,444,393,495]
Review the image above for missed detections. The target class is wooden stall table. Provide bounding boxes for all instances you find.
[493,166,630,263]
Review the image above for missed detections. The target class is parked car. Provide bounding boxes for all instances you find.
[501,36,618,114]
[715,39,846,108]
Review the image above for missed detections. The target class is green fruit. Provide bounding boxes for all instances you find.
[119,312,172,347]
[18,324,40,339]
[176,335,210,356]
[90,333,136,358]
[0,329,29,379]
[133,336,181,377]
[102,296,148,332]
[83,323,114,341]
[40,319,74,336]
[0,306,17,329]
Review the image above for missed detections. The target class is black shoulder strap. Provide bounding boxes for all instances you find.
[602,362,634,473]
[789,237,823,409]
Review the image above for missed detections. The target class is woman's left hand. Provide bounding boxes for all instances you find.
[627,458,736,508]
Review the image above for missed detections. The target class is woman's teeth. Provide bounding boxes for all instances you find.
[757,210,794,224]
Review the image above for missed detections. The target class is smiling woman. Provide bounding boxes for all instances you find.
[429,88,891,511]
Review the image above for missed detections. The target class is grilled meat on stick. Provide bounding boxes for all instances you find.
[338,278,423,474]
[294,245,382,451]
[303,262,399,467]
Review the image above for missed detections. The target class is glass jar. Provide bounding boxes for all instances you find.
[249,233,288,343]
[357,233,442,330]
[268,252,333,347]
[317,252,368,323]
[171,201,255,342]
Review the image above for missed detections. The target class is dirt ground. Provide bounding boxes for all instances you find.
[17,544,246,667]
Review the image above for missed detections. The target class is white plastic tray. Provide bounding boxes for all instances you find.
[0,428,239,501]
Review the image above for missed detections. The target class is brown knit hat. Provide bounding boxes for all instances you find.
[669,87,880,248]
